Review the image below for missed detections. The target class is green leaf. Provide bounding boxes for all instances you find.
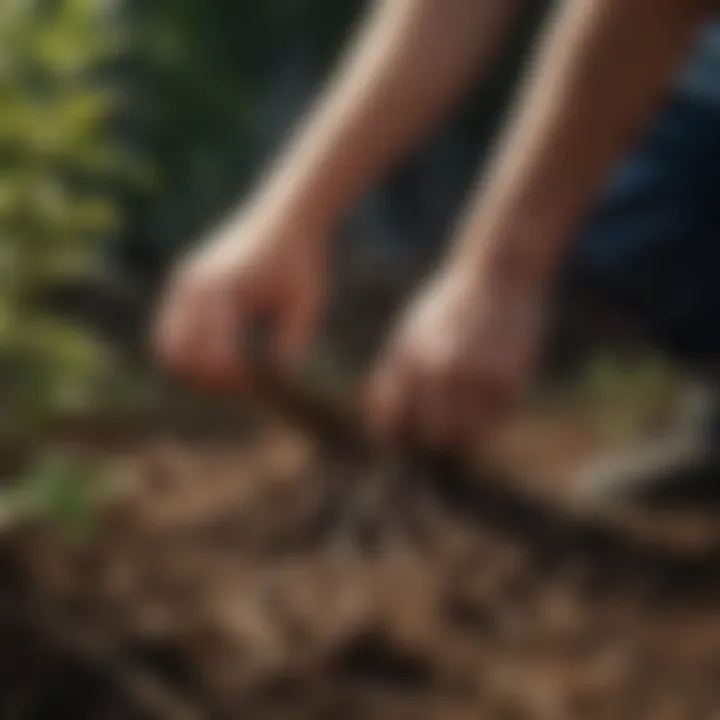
[16,450,106,542]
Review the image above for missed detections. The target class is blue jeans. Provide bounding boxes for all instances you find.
[568,95,720,362]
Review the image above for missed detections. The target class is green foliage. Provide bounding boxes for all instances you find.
[578,353,683,447]
[0,450,106,542]
[124,0,363,252]
[0,0,129,440]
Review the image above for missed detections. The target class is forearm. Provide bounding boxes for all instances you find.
[452,0,714,284]
[250,0,523,236]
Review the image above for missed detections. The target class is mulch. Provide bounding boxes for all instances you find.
[1,394,720,720]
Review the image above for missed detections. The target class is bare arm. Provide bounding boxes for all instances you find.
[248,0,524,236]
[451,0,715,284]
[365,0,717,446]
[155,0,526,389]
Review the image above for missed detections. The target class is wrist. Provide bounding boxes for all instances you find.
[447,222,563,298]
[247,159,350,246]
[238,188,334,253]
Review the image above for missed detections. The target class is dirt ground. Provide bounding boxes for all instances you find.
[2,390,720,720]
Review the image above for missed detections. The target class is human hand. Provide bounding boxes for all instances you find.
[154,209,328,391]
[366,261,546,449]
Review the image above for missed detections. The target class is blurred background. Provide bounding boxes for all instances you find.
[3,2,720,719]
[2,0,693,508]
[0,0,575,484]
[0,0,553,390]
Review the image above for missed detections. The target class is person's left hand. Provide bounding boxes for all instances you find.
[365,261,547,449]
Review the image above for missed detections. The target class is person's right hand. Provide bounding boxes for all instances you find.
[153,210,328,392]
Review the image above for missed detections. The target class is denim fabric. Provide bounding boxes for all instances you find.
[677,21,720,108]
[570,95,720,359]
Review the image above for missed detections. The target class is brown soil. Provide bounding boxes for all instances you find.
[1,408,719,720]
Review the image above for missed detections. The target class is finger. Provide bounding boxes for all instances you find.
[364,353,412,446]
[458,362,520,446]
[451,368,494,446]
[155,278,241,393]
[168,286,221,385]
[416,367,455,450]
[153,281,197,376]
[196,289,249,391]
[274,285,319,373]
[481,359,523,418]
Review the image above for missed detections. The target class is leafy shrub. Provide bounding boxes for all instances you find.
[0,0,130,442]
